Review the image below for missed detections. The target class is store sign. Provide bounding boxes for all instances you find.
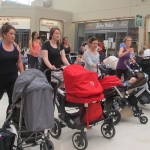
[85,20,128,30]
[0,18,30,29]
[40,19,62,32]
[135,14,143,27]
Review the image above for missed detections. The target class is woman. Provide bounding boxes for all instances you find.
[116,36,134,80]
[29,31,42,69]
[62,37,72,63]
[40,27,70,82]
[0,22,24,119]
[82,37,101,78]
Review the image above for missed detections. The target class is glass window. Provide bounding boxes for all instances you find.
[2,0,34,5]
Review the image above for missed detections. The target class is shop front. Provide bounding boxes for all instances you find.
[0,17,30,48]
[39,19,63,43]
[75,19,138,55]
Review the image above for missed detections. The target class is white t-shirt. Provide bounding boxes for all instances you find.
[144,49,150,57]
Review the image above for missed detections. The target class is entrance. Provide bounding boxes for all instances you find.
[95,33,106,42]
[15,29,30,49]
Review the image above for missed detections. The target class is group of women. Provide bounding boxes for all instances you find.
[0,22,138,125]
[0,23,72,121]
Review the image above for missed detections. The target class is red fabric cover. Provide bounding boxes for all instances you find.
[64,65,104,103]
[99,76,122,90]
[79,102,104,124]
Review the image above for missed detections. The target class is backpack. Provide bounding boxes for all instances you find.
[79,101,104,128]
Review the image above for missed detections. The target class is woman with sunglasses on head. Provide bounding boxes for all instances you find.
[0,23,24,122]
[29,31,42,69]
[62,37,72,63]
[116,36,135,80]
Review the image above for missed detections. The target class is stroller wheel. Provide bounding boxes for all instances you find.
[140,116,148,124]
[101,123,115,139]
[72,132,88,150]
[40,140,54,150]
[106,109,121,125]
[50,118,62,139]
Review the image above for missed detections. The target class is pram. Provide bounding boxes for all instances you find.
[99,62,149,124]
[45,65,116,150]
[1,69,54,150]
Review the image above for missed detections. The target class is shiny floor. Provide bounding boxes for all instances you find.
[0,93,150,150]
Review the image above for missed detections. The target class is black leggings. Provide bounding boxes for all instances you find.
[0,81,15,117]
[30,55,39,69]
[116,68,128,80]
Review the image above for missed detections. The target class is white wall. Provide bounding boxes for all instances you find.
[53,0,150,21]
[0,2,74,47]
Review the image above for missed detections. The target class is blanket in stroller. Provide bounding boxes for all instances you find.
[63,65,104,103]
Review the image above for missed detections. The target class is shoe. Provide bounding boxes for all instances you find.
[60,121,66,128]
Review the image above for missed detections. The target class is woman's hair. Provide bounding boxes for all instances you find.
[88,37,98,44]
[31,31,37,46]
[1,22,16,38]
[62,37,68,44]
[138,50,144,56]
[49,27,60,50]
[123,36,132,43]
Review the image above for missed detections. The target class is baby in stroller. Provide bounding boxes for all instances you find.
[122,77,137,87]
[1,69,54,150]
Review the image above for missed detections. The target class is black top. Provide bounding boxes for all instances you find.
[0,41,19,82]
[63,44,70,55]
[40,41,63,72]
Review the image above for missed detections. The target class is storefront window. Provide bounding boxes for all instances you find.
[3,0,34,5]
[77,23,85,49]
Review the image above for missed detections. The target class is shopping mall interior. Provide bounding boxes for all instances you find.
[0,0,150,150]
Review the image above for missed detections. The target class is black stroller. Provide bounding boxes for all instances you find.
[1,69,54,150]
[100,62,149,124]
[44,65,116,150]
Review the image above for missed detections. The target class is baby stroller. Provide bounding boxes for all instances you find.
[100,62,149,124]
[69,53,78,64]
[45,65,116,150]
[1,69,54,150]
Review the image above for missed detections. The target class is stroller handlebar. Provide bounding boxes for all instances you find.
[97,64,108,75]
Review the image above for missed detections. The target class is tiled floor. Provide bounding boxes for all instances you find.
[0,93,150,150]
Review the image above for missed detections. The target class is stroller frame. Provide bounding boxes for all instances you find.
[2,76,54,150]
[99,63,148,124]
[44,68,116,150]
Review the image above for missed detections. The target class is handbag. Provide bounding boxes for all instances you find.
[0,128,16,150]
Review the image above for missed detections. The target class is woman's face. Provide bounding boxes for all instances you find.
[34,33,38,39]
[51,29,60,41]
[3,29,16,43]
[125,38,132,47]
[90,40,98,49]
[63,38,68,44]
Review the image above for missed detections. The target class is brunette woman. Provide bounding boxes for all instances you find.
[29,31,42,69]
[0,22,24,119]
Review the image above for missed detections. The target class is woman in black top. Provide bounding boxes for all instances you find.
[40,28,70,82]
[0,23,24,118]
[62,37,72,63]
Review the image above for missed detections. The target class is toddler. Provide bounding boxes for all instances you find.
[123,77,137,87]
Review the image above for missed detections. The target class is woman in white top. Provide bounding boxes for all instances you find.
[143,44,150,57]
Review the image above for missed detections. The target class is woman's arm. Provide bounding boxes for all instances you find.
[82,52,97,68]
[17,45,24,73]
[118,47,133,58]
[61,50,70,66]
[42,50,56,70]
[69,44,72,53]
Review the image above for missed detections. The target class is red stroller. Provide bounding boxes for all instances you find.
[47,65,120,150]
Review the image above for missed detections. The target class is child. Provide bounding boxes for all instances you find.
[123,77,137,87]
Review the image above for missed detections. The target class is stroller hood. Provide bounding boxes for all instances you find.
[12,69,53,103]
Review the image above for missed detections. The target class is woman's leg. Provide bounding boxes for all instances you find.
[116,68,123,79]
[0,83,6,101]
[35,57,39,69]
[30,55,36,68]
[5,82,15,116]
[123,69,129,80]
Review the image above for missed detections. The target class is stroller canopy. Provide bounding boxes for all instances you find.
[64,65,104,103]
[12,69,53,103]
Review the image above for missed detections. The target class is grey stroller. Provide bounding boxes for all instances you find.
[2,69,54,150]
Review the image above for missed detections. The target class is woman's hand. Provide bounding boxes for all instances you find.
[50,65,56,70]
[131,58,136,63]
[92,64,97,68]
